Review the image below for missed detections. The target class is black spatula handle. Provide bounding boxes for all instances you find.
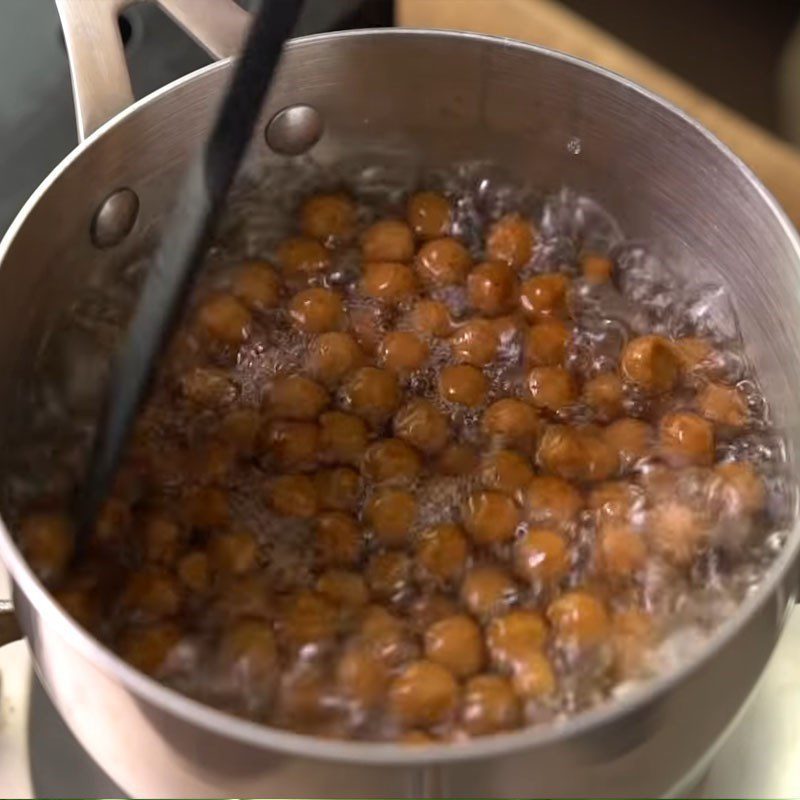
[76,0,304,538]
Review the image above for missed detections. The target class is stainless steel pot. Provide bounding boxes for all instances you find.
[1,1,800,797]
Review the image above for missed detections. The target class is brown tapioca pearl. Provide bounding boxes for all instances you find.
[415,524,469,585]
[360,261,418,305]
[314,467,361,512]
[266,375,329,421]
[714,461,766,514]
[207,529,258,576]
[514,528,570,585]
[612,609,655,679]
[467,261,518,316]
[337,644,389,708]
[219,620,279,702]
[581,253,614,285]
[360,605,415,666]
[524,476,583,526]
[462,491,520,546]
[379,330,429,375]
[267,474,318,518]
[177,551,211,593]
[307,331,365,386]
[597,522,647,579]
[361,439,422,485]
[482,398,540,451]
[647,501,709,567]
[460,565,518,618]
[492,313,524,345]
[519,274,570,321]
[415,237,472,286]
[92,497,133,546]
[195,293,252,345]
[424,615,485,678]
[364,488,417,546]
[408,298,453,338]
[638,464,680,503]
[537,425,619,483]
[300,192,357,246]
[674,337,716,375]
[289,287,344,334]
[697,382,748,428]
[511,651,557,699]
[315,512,363,568]
[279,591,339,652]
[276,236,331,274]
[181,486,230,530]
[343,366,400,425]
[219,408,262,456]
[179,366,237,408]
[486,610,548,669]
[407,190,452,240]
[621,335,680,394]
[588,481,641,522]
[316,569,369,609]
[439,364,488,407]
[393,398,450,455]
[140,513,183,566]
[450,319,500,366]
[436,442,480,476]
[366,551,412,600]
[318,411,369,466]
[117,622,182,677]
[479,450,535,497]
[118,569,182,622]
[547,590,610,651]
[348,304,384,354]
[409,593,461,630]
[603,417,653,468]
[230,260,281,311]
[659,411,714,467]
[141,445,188,493]
[527,366,577,412]
[212,575,274,622]
[389,660,459,728]
[18,512,74,585]
[188,439,237,485]
[486,213,535,270]
[163,328,200,371]
[524,319,570,367]
[462,674,521,735]
[261,419,319,471]
[361,219,415,262]
[275,668,333,728]
[583,372,624,421]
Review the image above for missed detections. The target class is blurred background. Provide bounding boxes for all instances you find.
[2,0,799,238]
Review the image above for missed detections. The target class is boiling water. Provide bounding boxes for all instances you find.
[1,158,795,738]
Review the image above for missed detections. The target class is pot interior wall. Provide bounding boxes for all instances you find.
[0,30,797,544]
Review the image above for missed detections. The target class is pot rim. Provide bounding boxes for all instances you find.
[1,27,799,765]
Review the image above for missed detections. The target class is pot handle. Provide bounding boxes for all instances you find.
[55,0,249,142]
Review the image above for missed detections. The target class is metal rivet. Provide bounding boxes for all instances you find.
[265,104,323,156]
[91,188,139,249]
